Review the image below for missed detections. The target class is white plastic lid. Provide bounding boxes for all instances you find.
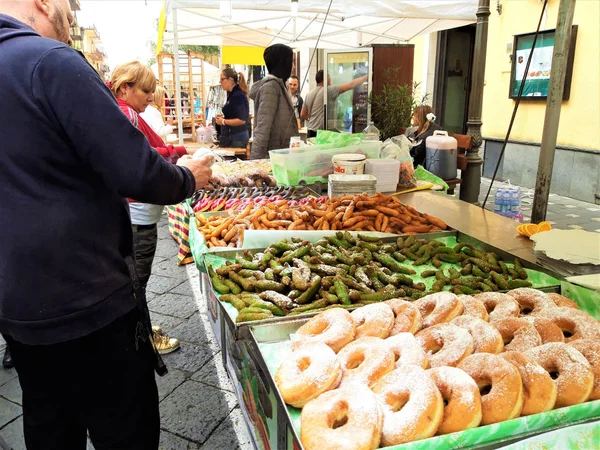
[332,153,367,163]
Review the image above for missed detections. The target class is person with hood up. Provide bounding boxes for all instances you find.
[249,43,298,159]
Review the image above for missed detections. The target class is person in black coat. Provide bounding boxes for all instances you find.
[409,105,441,167]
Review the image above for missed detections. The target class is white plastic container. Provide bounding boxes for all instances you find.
[425,131,457,180]
[332,153,366,175]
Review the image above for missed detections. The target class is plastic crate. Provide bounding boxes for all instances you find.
[268,141,381,186]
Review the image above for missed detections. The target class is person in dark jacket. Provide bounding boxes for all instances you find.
[249,43,298,159]
[0,1,212,449]
[215,67,250,148]
[409,105,441,167]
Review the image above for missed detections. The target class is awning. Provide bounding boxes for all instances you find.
[159,0,478,51]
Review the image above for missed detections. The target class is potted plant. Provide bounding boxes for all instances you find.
[369,68,427,141]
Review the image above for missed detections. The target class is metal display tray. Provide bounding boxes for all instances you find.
[247,308,600,450]
[198,230,568,450]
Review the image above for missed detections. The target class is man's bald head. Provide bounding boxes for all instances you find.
[0,0,74,46]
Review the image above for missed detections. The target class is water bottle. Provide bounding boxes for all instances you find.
[494,187,505,215]
[510,187,521,216]
[362,122,380,141]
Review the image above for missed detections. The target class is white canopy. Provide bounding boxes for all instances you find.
[161,0,478,49]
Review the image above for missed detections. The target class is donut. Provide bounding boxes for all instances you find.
[547,292,579,309]
[474,292,520,321]
[350,303,394,339]
[372,365,443,446]
[507,288,556,316]
[415,323,474,367]
[413,292,464,328]
[337,337,395,388]
[385,298,423,335]
[275,342,342,408]
[534,307,600,342]
[451,315,504,354]
[385,333,429,369]
[457,295,489,321]
[569,339,600,400]
[457,353,524,425]
[492,318,542,352]
[522,316,564,344]
[500,351,557,415]
[427,366,482,434]
[525,342,594,407]
[300,385,383,450]
[292,308,356,353]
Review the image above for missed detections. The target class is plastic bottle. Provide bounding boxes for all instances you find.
[494,188,502,214]
[495,187,507,216]
[362,122,380,141]
[510,187,521,216]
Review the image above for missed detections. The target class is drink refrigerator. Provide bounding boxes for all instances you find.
[323,48,373,134]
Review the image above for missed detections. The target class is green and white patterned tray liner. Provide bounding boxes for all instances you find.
[202,235,563,322]
[498,421,599,450]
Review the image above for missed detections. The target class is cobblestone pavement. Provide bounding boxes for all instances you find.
[1,180,599,448]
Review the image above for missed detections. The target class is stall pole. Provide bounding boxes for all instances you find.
[460,0,490,204]
[531,0,576,223]
[173,8,184,145]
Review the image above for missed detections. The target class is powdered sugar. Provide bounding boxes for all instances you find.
[385,333,428,369]
[452,315,504,354]
[415,323,474,367]
[457,295,489,321]
[475,292,520,321]
[351,303,395,339]
[414,292,463,328]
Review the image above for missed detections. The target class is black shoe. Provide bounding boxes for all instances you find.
[2,346,13,369]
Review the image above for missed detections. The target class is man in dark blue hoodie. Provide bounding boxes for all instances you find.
[0,1,212,449]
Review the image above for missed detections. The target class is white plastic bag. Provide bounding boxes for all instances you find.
[381,135,416,190]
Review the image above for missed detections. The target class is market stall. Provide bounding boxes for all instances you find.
[185,177,599,449]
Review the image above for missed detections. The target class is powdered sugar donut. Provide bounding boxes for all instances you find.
[507,288,556,316]
[501,351,557,415]
[300,385,383,450]
[275,342,342,408]
[428,366,482,434]
[458,353,524,425]
[474,292,520,321]
[547,292,579,309]
[413,292,464,328]
[351,303,395,339]
[372,365,444,446]
[451,315,504,354]
[385,298,423,335]
[292,308,356,353]
[534,307,600,343]
[337,337,395,388]
[522,316,564,344]
[569,339,600,401]
[492,318,542,352]
[457,295,489,321]
[415,323,474,367]
[526,342,594,407]
[385,333,429,369]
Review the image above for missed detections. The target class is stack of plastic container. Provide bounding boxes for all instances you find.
[328,174,377,198]
[494,185,523,222]
[364,159,401,192]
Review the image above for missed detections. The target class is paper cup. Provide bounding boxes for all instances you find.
[289,136,303,149]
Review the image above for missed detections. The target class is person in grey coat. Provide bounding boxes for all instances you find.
[249,44,298,159]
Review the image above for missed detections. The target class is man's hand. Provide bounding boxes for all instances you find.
[177,155,213,190]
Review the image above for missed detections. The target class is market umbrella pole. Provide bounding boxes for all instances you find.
[531,0,576,223]
[460,0,490,204]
